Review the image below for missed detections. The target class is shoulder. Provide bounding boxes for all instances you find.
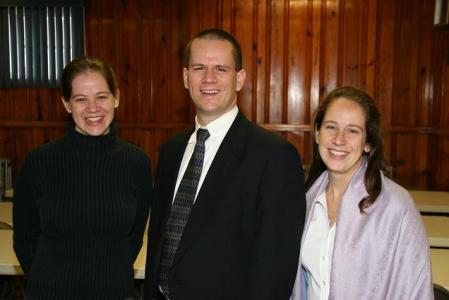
[115,139,152,166]
[159,128,192,153]
[379,175,416,213]
[22,139,60,167]
[117,139,148,156]
[245,122,296,153]
[15,140,62,185]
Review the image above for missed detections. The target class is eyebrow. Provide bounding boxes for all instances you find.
[323,120,364,130]
[189,63,231,69]
[71,91,110,98]
[71,93,87,98]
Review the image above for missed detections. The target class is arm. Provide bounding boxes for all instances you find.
[391,202,434,300]
[248,142,306,299]
[129,154,153,261]
[12,154,41,275]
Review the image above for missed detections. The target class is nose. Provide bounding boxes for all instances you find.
[86,99,100,112]
[202,68,217,83]
[333,129,346,145]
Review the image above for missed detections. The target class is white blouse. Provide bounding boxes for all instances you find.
[300,191,336,300]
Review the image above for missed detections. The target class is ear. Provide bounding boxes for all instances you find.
[364,144,371,153]
[114,89,120,108]
[61,98,72,113]
[183,67,189,89]
[314,125,319,144]
[236,69,246,92]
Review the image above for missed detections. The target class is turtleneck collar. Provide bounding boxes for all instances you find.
[63,121,119,154]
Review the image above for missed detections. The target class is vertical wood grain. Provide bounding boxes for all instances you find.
[0,0,448,190]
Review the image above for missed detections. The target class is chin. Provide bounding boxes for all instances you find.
[80,127,108,136]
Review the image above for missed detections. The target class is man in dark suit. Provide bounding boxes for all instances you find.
[143,28,306,300]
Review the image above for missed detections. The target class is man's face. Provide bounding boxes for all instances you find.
[183,38,246,125]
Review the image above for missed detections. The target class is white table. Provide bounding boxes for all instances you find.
[409,190,449,213]
[431,248,449,290]
[0,230,22,275]
[422,215,449,248]
[0,229,147,279]
[0,201,13,227]
[134,234,147,279]
[1,230,447,290]
[4,188,13,199]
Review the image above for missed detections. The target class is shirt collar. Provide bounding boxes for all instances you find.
[189,106,239,143]
[315,190,328,210]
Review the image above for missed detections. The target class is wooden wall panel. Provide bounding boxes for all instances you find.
[268,0,285,124]
[167,2,191,124]
[322,0,339,94]
[0,129,12,163]
[376,0,395,125]
[435,30,449,189]
[0,90,11,120]
[0,0,448,190]
[117,0,140,123]
[393,0,419,126]
[148,0,170,123]
[234,0,254,120]
[140,0,153,123]
[364,0,378,95]
[254,0,268,124]
[341,0,363,87]
[11,89,29,120]
[287,0,309,125]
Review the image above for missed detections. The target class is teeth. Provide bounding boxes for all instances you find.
[329,149,346,157]
[86,116,102,121]
[201,89,219,94]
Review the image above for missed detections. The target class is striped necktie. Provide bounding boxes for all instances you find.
[159,128,210,299]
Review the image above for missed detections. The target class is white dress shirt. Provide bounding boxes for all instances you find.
[301,191,336,300]
[172,106,239,203]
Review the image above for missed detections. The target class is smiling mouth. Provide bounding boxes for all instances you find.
[200,89,220,95]
[85,116,104,123]
[328,149,348,158]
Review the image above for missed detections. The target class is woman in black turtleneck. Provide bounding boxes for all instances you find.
[13,57,153,300]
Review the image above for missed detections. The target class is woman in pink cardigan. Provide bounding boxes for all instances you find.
[291,86,433,300]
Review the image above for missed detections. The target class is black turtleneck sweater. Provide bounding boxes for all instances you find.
[13,122,153,300]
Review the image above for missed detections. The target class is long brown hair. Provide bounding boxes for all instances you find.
[305,86,388,213]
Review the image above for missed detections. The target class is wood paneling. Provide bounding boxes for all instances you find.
[1,0,448,190]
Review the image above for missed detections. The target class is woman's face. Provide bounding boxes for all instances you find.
[62,71,119,136]
[316,97,370,181]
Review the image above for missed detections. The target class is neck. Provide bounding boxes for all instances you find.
[326,173,351,226]
[327,174,350,199]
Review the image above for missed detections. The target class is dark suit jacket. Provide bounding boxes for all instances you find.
[143,112,306,300]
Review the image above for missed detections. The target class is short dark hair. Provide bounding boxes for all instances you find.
[60,57,118,101]
[306,86,388,213]
[185,28,243,71]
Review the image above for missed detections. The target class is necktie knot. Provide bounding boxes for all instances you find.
[196,128,210,143]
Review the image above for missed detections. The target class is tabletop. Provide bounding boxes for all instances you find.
[422,215,449,248]
[409,190,449,213]
[0,201,13,227]
[134,234,147,279]
[0,229,148,279]
[431,248,449,291]
[1,229,447,290]
[0,230,22,275]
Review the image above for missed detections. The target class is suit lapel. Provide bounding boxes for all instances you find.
[162,129,194,219]
[172,112,249,265]
[152,128,193,275]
